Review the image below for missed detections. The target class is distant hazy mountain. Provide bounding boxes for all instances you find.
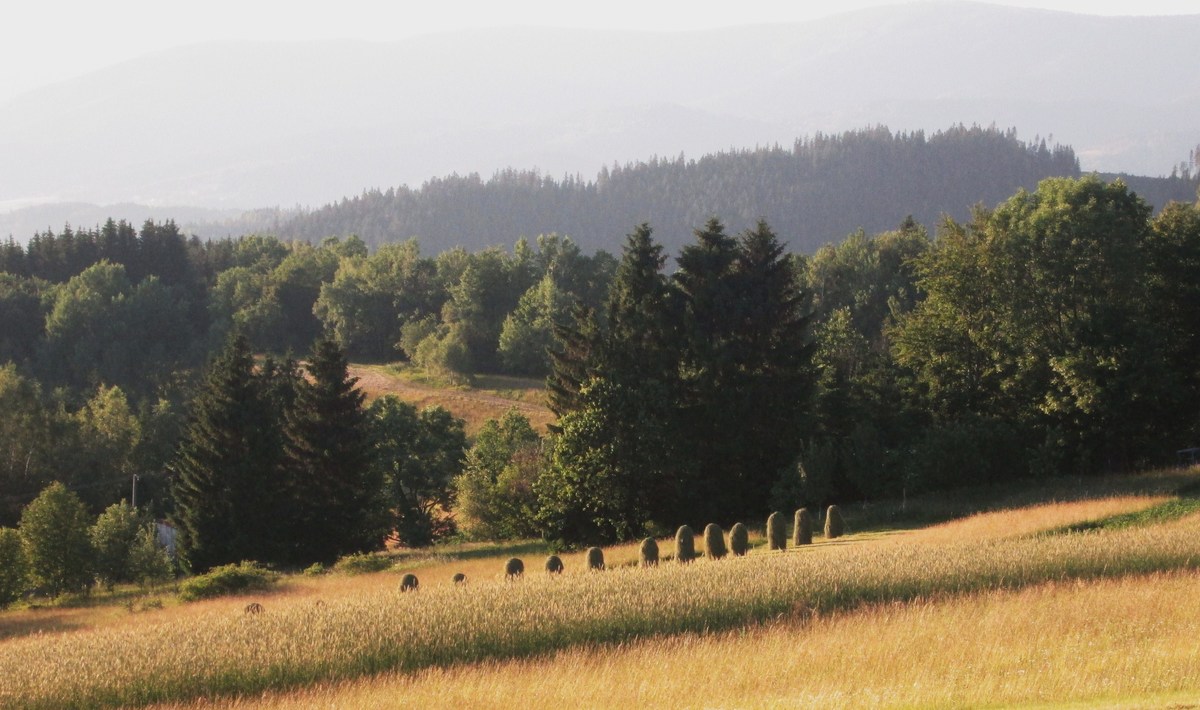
[1,2,1196,219]
[268,126,1197,257]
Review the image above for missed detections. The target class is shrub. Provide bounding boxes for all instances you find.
[504,557,525,579]
[675,525,695,563]
[586,547,605,571]
[639,537,659,567]
[825,505,845,539]
[303,563,327,576]
[794,509,813,545]
[399,573,419,592]
[90,501,144,590]
[452,572,466,584]
[544,555,564,574]
[0,528,28,608]
[729,523,749,556]
[332,552,394,575]
[126,524,173,590]
[178,562,280,602]
[703,524,727,559]
[767,512,786,551]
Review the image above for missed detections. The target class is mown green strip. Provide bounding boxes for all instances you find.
[1045,497,1200,536]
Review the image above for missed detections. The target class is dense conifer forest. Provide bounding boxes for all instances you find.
[275,126,1193,256]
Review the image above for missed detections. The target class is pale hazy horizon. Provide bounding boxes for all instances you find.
[5,0,1199,102]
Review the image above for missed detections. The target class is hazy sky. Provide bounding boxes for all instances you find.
[3,0,1197,102]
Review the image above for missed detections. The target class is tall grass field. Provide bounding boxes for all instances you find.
[2,472,1200,709]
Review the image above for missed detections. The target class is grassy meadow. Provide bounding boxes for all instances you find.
[349,363,555,435]
[3,470,1200,709]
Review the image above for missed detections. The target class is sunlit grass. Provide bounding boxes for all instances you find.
[5,515,1200,709]
[896,494,1172,545]
[182,572,1200,710]
[349,363,554,434]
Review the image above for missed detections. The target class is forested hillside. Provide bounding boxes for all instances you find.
[280,126,1091,255]
[2,171,1198,555]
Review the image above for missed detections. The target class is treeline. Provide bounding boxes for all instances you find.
[280,125,1093,256]
[0,218,613,525]
[1,175,1198,556]
[461,177,1200,545]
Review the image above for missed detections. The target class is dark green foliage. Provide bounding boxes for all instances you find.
[314,240,442,361]
[0,366,60,526]
[171,334,288,572]
[537,376,668,545]
[639,537,659,567]
[0,527,28,608]
[177,561,280,602]
[674,219,815,521]
[368,396,467,547]
[893,176,1176,474]
[40,260,196,397]
[674,525,695,563]
[284,338,382,565]
[545,555,564,574]
[399,573,419,592]
[824,505,845,539]
[703,523,727,559]
[729,523,749,556]
[586,546,605,571]
[546,302,601,420]
[504,557,525,579]
[0,273,50,367]
[794,509,813,546]
[766,512,786,551]
[19,482,94,596]
[537,225,684,544]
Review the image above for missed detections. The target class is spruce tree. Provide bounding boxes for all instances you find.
[284,338,380,564]
[170,334,284,572]
[729,221,815,512]
[537,224,682,543]
[673,218,744,520]
[546,301,601,424]
[674,219,814,521]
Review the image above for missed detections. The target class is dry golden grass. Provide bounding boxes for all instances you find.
[897,494,1173,545]
[6,515,1200,709]
[350,364,555,435]
[160,571,1200,710]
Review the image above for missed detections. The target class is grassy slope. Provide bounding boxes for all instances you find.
[3,470,1200,708]
[164,572,1200,710]
[349,363,555,435]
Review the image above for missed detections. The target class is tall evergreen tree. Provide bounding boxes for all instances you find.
[673,219,814,521]
[728,221,816,509]
[170,334,283,572]
[673,218,741,520]
[538,224,683,543]
[546,301,601,423]
[284,338,381,564]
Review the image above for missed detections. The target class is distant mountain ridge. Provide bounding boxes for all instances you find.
[268,125,1194,256]
[0,1,1196,218]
